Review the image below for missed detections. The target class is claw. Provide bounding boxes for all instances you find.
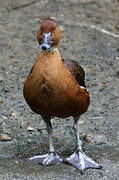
[64,150,102,170]
[28,152,63,165]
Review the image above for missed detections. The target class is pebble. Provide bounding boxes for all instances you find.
[0,96,3,104]
[11,112,16,117]
[115,56,119,60]
[49,16,56,20]
[27,127,34,131]
[1,116,8,120]
[116,71,119,78]
[106,169,109,173]
[79,119,85,125]
[0,74,4,82]
[84,132,107,145]
[1,122,11,135]
[60,14,64,17]
[59,25,66,32]
[115,24,119,31]
[0,133,12,141]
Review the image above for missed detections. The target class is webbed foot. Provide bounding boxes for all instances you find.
[64,150,102,170]
[29,152,63,165]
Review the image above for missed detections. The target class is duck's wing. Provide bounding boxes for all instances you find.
[62,59,86,88]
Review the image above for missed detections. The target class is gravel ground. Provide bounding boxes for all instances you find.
[0,0,119,179]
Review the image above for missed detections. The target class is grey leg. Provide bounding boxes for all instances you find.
[29,119,62,165]
[73,117,83,151]
[64,116,101,170]
[46,120,55,152]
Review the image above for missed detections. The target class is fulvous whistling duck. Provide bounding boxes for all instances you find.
[23,18,101,170]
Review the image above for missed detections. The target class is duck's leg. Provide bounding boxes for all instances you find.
[64,116,101,170]
[29,119,62,165]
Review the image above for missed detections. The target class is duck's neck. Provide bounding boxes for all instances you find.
[38,48,62,64]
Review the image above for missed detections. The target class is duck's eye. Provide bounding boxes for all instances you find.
[39,38,43,41]
[51,39,55,43]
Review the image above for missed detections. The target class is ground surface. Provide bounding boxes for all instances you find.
[0,0,119,179]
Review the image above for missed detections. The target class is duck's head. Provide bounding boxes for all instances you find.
[37,18,60,51]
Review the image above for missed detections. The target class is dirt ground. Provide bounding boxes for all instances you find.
[0,0,119,179]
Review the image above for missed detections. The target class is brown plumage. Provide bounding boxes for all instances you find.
[23,18,101,170]
[62,59,86,88]
[23,49,89,119]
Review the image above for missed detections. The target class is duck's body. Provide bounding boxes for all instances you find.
[23,18,101,171]
[24,49,89,118]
